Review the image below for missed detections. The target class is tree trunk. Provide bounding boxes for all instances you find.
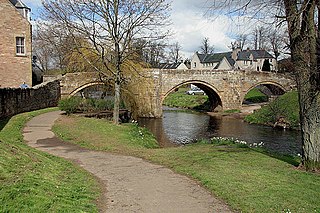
[284,0,320,171]
[291,34,320,171]
[113,74,121,124]
[295,62,320,170]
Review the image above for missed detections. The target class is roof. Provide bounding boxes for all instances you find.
[158,62,183,69]
[9,0,30,9]
[197,52,235,67]
[237,50,274,61]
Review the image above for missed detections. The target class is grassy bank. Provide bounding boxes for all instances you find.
[53,116,320,212]
[245,91,299,128]
[0,109,100,212]
[163,87,209,109]
[244,88,268,103]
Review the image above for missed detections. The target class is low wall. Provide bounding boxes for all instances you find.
[0,80,61,119]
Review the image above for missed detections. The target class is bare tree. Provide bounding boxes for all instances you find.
[168,42,183,63]
[42,0,170,124]
[33,23,71,73]
[251,26,268,50]
[236,33,248,50]
[268,28,287,60]
[135,40,167,67]
[206,0,320,171]
[200,37,214,54]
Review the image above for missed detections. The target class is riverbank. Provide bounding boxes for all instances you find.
[207,103,263,119]
[245,91,299,129]
[53,114,320,212]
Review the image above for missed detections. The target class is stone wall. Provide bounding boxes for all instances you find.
[0,80,60,119]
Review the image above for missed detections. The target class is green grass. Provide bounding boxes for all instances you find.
[53,116,159,154]
[244,88,268,103]
[0,108,100,212]
[163,87,208,109]
[245,91,300,128]
[53,115,320,213]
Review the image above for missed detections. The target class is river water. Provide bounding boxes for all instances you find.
[138,110,302,155]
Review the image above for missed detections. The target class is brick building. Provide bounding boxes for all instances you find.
[0,0,32,88]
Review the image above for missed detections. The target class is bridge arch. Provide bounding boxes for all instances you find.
[241,81,287,104]
[69,82,105,97]
[162,80,223,111]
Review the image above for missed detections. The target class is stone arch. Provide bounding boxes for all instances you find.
[162,80,223,111]
[68,81,139,117]
[69,82,105,97]
[241,81,287,104]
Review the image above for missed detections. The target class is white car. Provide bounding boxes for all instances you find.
[186,87,205,95]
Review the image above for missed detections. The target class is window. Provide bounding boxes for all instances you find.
[16,37,25,55]
[193,62,196,68]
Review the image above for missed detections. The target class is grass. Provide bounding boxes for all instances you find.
[245,91,300,128]
[244,88,268,103]
[53,115,320,213]
[0,108,100,212]
[163,87,208,109]
[53,116,159,155]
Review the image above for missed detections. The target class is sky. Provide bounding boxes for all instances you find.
[25,0,237,59]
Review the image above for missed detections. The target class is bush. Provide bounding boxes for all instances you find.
[58,97,82,115]
[58,97,120,114]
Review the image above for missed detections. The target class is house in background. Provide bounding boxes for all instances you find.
[233,48,277,71]
[191,48,277,72]
[191,52,235,70]
[0,0,32,88]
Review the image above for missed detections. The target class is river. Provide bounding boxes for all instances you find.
[138,109,302,156]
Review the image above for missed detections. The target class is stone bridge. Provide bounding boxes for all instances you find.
[57,69,296,118]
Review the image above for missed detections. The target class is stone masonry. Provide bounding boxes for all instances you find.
[0,0,32,88]
[57,69,296,118]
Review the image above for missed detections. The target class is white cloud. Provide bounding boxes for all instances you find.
[170,0,234,58]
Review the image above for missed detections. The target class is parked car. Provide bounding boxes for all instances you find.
[186,87,205,95]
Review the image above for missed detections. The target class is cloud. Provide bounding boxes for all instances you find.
[26,0,236,58]
[170,0,234,58]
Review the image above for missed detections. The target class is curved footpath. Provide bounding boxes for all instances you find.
[23,111,232,213]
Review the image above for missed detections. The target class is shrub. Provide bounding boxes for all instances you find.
[58,97,82,115]
[58,97,118,114]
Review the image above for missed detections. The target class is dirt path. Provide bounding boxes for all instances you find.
[23,111,232,213]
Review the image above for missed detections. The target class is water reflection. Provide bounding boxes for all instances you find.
[138,110,302,155]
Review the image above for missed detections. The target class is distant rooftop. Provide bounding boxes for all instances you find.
[9,0,30,9]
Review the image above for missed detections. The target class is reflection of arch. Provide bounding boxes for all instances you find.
[162,80,222,111]
[242,81,286,103]
[69,82,105,97]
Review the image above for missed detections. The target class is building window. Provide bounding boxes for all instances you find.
[16,37,25,55]
[193,62,196,68]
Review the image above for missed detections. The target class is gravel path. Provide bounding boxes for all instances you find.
[23,111,232,213]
